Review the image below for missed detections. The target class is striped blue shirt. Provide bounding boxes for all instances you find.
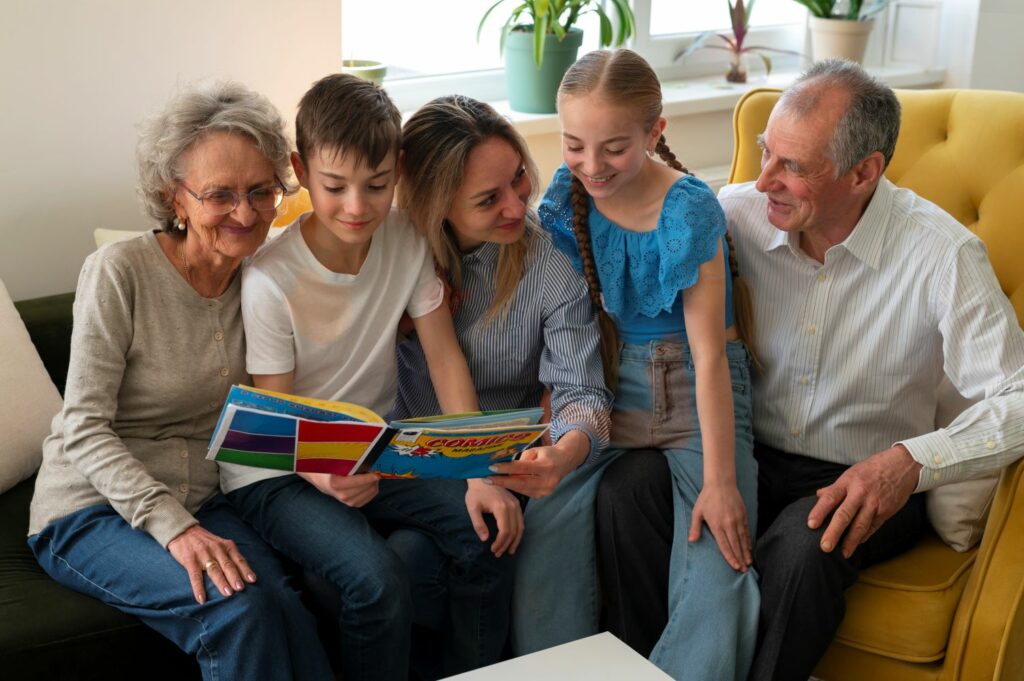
[391,228,612,461]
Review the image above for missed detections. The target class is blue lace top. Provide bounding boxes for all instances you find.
[539,164,733,343]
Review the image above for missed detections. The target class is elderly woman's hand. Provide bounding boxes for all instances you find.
[167,525,257,604]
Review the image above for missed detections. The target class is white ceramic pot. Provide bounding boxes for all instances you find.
[808,17,875,64]
[341,59,388,85]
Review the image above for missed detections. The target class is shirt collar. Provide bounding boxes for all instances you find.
[461,240,500,267]
[762,176,895,270]
[836,176,894,271]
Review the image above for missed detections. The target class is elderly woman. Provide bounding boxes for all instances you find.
[391,95,612,671]
[26,82,333,680]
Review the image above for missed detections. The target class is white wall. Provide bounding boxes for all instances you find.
[0,0,341,301]
[968,0,1024,91]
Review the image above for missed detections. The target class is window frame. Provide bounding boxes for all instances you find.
[378,0,809,111]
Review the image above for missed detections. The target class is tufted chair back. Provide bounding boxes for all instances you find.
[729,88,1024,325]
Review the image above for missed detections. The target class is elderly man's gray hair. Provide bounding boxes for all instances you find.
[779,59,901,177]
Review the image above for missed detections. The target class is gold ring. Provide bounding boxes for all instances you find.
[203,560,218,572]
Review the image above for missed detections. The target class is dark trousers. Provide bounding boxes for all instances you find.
[595,443,929,681]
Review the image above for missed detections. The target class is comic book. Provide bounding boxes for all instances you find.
[206,385,547,479]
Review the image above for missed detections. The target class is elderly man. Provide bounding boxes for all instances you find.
[594,60,1024,681]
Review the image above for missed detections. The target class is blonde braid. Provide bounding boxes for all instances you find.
[570,175,620,391]
[656,135,760,369]
[654,135,689,174]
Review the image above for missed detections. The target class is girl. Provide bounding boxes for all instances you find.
[531,48,760,681]
[391,94,615,672]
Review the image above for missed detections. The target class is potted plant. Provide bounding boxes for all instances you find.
[791,0,889,63]
[478,0,636,113]
[677,0,801,84]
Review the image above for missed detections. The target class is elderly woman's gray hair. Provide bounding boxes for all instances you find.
[136,81,296,232]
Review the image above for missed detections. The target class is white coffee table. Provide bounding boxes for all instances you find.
[442,632,673,680]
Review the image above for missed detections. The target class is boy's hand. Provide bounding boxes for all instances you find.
[487,430,589,498]
[299,471,379,508]
[688,481,752,572]
[465,479,523,557]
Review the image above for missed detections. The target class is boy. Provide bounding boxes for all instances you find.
[220,74,522,681]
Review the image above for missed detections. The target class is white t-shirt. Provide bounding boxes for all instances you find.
[219,210,444,493]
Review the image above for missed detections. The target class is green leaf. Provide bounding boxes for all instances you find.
[596,7,613,47]
[533,13,550,67]
[675,31,715,61]
[752,50,773,76]
[477,0,510,43]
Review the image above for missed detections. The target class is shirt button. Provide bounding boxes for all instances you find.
[180,450,189,459]
[986,440,996,449]
[214,331,224,342]
[179,483,189,493]
[210,400,220,409]
[807,324,817,335]
[799,376,810,386]
[220,368,229,377]
[790,427,801,437]
[932,455,942,464]
[932,473,941,481]
[816,272,826,283]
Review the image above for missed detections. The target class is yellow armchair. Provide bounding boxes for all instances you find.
[729,88,1024,681]
[272,187,312,228]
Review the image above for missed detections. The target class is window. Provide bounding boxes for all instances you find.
[341,1,808,110]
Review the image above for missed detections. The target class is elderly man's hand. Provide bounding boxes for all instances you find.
[808,444,922,559]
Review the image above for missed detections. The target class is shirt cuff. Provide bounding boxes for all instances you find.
[144,496,200,548]
[898,430,961,492]
[553,423,600,466]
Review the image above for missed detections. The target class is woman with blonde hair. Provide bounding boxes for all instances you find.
[392,94,614,673]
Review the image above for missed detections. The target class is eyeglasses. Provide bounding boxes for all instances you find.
[178,178,286,215]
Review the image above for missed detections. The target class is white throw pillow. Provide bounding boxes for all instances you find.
[0,279,63,493]
[926,378,999,552]
[93,228,145,248]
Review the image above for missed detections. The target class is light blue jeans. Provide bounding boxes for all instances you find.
[513,340,759,681]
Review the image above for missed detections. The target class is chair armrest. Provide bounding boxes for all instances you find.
[942,458,1024,681]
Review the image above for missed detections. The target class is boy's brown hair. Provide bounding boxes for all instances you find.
[295,73,402,167]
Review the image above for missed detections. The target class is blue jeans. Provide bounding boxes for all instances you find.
[28,495,333,681]
[513,340,760,681]
[227,475,514,679]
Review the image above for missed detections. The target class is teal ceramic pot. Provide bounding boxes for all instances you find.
[504,27,584,113]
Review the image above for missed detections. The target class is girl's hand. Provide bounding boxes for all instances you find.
[167,524,257,604]
[487,430,590,498]
[299,471,380,508]
[688,482,753,572]
[465,479,523,557]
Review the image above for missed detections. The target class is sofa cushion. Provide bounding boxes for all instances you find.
[0,476,198,678]
[0,280,63,494]
[835,533,976,662]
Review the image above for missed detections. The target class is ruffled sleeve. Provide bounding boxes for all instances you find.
[596,175,727,318]
[537,165,585,276]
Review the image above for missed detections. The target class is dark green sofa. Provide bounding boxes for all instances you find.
[1,293,200,680]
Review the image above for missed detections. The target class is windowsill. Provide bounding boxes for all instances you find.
[488,65,947,137]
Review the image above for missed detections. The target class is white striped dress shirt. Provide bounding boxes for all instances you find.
[391,229,612,461]
[720,179,1024,491]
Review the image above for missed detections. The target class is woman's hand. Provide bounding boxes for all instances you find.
[487,430,590,498]
[299,471,380,508]
[167,524,256,604]
[688,481,753,572]
[465,479,523,558]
